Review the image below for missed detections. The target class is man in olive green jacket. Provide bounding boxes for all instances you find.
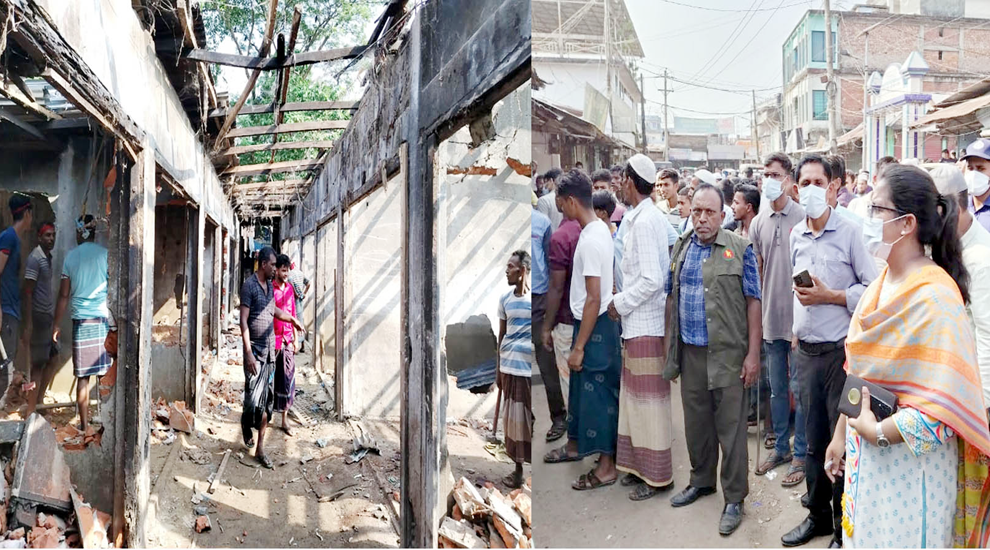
[663,184,763,537]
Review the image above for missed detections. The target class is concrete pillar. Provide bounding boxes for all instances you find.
[188,207,204,412]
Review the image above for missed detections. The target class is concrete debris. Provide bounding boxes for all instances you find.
[314,438,328,449]
[443,477,532,548]
[70,486,110,548]
[12,415,73,512]
[182,449,212,466]
[168,402,195,434]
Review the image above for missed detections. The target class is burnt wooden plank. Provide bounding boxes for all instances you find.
[208,101,359,118]
[222,140,335,156]
[222,158,323,177]
[185,45,368,70]
[226,120,349,138]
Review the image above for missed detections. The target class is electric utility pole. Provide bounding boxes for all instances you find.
[662,69,671,161]
[752,90,761,161]
[640,73,648,153]
[824,0,838,154]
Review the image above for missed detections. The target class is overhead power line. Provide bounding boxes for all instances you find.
[660,0,813,12]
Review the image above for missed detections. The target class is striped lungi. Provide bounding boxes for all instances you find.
[72,318,112,378]
[501,372,532,464]
[616,336,673,487]
[274,348,296,412]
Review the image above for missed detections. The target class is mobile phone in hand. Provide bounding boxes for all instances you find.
[793,269,813,288]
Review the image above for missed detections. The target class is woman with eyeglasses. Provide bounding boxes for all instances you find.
[823,164,990,547]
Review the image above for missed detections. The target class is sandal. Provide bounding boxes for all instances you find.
[620,473,643,487]
[781,459,806,487]
[756,450,792,476]
[629,482,667,501]
[543,446,581,463]
[546,420,567,443]
[257,454,274,469]
[763,432,776,450]
[572,468,616,491]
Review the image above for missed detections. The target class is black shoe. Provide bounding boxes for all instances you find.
[781,517,835,547]
[828,538,842,548]
[719,503,743,536]
[800,492,810,508]
[545,419,567,443]
[669,485,716,508]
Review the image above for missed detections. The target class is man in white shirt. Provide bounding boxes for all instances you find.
[541,169,622,492]
[931,165,990,419]
[607,154,674,501]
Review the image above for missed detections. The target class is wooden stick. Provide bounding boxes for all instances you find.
[221,158,322,177]
[208,449,232,494]
[207,101,358,118]
[213,0,280,147]
[225,120,349,139]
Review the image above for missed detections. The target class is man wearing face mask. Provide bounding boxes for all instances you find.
[781,154,878,548]
[960,138,990,233]
[750,153,809,491]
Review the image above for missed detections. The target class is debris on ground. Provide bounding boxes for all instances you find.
[439,477,532,548]
[194,515,211,533]
[169,401,195,434]
[345,423,380,465]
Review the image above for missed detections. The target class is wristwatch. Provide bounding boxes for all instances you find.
[875,422,890,448]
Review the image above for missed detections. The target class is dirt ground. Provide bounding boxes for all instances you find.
[143,328,517,548]
[532,378,829,549]
[145,336,402,548]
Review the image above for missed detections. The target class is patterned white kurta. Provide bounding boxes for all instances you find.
[842,407,958,548]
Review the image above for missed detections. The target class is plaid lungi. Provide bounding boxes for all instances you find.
[72,318,112,378]
[616,336,673,487]
[502,373,532,464]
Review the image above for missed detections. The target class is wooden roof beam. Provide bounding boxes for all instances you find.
[221,140,335,156]
[207,100,358,118]
[0,79,61,120]
[186,46,368,71]
[270,8,303,163]
[226,119,348,138]
[231,179,309,191]
[222,158,323,177]
[213,0,279,148]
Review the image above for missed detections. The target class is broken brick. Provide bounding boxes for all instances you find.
[9,528,25,540]
[26,526,58,549]
[98,360,117,398]
[169,402,194,434]
[194,515,211,533]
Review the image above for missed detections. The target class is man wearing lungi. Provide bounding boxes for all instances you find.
[23,222,58,415]
[544,169,622,491]
[664,184,762,537]
[239,246,303,468]
[497,249,533,488]
[53,215,110,433]
[607,154,674,501]
[273,254,299,436]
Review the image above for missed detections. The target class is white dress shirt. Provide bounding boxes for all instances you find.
[612,199,670,339]
[961,218,990,407]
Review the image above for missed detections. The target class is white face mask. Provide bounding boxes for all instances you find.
[799,184,828,219]
[763,177,783,202]
[863,214,908,262]
[965,169,990,197]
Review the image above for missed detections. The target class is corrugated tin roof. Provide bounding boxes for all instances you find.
[532,0,645,58]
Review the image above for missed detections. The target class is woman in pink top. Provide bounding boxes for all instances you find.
[273,254,298,435]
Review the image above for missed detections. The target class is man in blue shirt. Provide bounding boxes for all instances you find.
[781,155,877,548]
[0,194,33,382]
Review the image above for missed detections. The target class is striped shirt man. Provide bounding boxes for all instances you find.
[497,289,532,377]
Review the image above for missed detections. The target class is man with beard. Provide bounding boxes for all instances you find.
[240,247,304,468]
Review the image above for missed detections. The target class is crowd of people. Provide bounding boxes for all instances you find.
[531,140,990,546]
[0,196,113,429]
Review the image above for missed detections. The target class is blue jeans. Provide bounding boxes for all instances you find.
[765,339,806,460]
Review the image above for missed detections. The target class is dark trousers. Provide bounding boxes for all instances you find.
[680,342,749,504]
[795,340,846,536]
[533,293,565,423]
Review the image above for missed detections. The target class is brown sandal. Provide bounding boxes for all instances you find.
[572,468,616,491]
[782,460,806,487]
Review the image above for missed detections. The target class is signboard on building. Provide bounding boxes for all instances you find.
[611,93,637,133]
[717,117,736,135]
[708,144,746,160]
[584,84,610,131]
[669,148,707,161]
[674,116,718,135]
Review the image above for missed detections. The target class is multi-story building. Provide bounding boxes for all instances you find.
[781,0,990,169]
[756,94,783,159]
[532,0,644,168]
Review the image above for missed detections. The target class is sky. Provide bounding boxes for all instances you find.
[627,0,854,135]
